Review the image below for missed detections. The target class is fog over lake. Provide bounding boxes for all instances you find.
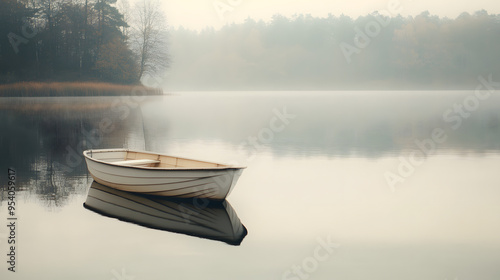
[2,0,500,279]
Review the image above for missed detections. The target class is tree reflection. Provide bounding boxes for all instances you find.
[0,97,147,208]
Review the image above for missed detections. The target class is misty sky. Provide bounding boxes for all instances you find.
[158,0,500,30]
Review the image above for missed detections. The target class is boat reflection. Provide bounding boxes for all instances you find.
[83,181,247,245]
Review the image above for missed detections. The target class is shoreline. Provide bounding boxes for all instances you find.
[0,82,163,97]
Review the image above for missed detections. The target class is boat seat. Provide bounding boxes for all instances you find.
[112,159,161,166]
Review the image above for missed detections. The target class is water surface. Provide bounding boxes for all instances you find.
[1,91,500,279]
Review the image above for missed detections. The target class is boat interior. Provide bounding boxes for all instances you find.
[87,149,230,168]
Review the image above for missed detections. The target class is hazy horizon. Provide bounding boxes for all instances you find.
[154,0,500,31]
[160,10,500,91]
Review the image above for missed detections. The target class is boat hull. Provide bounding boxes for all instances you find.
[83,149,244,200]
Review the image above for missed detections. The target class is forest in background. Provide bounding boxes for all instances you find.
[0,0,167,85]
[167,11,500,90]
[2,1,499,90]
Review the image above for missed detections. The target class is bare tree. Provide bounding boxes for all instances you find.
[130,0,169,80]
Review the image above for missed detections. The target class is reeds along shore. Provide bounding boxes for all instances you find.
[0,82,163,97]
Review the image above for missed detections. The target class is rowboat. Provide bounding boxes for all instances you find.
[84,181,247,245]
[83,149,245,200]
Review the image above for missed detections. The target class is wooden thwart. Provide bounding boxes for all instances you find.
[112,159,160,166]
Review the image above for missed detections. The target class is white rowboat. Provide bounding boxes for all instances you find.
[83,149,245,200]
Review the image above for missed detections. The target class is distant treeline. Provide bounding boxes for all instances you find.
[168,11,500,90]
[0,0,166,86]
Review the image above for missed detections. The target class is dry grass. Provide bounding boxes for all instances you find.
[0,82,163,97]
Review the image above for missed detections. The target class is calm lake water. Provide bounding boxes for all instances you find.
[1,91,500,280]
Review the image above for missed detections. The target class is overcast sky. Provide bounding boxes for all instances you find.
[157,0,500,30]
